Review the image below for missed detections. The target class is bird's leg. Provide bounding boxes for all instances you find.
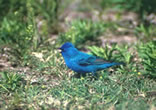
[72,73,81,78]
[72,73,86,78]
[89,72,98,80]
[92,72,95,76]
[92,71,97,76]
[80,73,86,77]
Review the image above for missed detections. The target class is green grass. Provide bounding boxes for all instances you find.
[0,67,156,109]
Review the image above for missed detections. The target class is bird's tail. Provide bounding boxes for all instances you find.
[98,62,123,70]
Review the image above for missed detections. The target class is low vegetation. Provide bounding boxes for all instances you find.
[0,0,155,109]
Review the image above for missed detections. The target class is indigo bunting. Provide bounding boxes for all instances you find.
[59,42,122,75]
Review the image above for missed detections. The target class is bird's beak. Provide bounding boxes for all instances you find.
[57,47,62,53]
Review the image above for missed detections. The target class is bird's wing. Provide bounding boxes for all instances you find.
[78,55,111,66]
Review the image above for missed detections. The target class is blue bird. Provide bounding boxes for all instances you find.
[59,42,122,75]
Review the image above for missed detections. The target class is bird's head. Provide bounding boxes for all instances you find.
[58,42,78,58]
[59,42,74,51]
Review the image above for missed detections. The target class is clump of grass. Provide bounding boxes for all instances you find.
[135,24,156,41]
[58,20,106,48]
[31,0,60,34]
[137,41,156,77]
[0,71,24,92]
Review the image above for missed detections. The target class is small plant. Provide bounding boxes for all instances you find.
[135,24,156,41]
[31,0,60,33]
[58,20,106,47]
[115,45,134,64]
[88,44,118,61]
[88,44,134,64]
[137,41,156,77]
[0,71,23,92]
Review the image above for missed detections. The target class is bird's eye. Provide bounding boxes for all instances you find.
[62,49,65,52]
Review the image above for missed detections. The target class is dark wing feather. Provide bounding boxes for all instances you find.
[93,57,111,64]
[78,56,111,66]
